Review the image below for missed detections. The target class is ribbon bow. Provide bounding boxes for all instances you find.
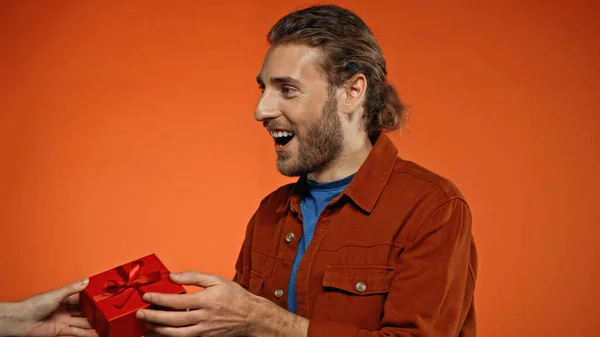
[93,260,166,309]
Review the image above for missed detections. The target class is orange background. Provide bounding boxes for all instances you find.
[1,1,599,336]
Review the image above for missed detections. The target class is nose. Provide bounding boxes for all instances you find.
[254,90,281,122]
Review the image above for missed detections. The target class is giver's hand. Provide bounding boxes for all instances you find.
[0,278,97,337]
[136,271,260,337]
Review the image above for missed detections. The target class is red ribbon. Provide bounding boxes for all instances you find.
[93,260,167,309]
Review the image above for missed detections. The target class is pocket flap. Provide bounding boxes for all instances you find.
[322,265,395,295]
[248,270,265,295]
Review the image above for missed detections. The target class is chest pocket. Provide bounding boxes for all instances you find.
[313,265,395,330]
[248,270,266,296]
[323,265,395,294]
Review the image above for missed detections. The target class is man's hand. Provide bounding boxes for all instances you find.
[136,271,308,337]
[0,278,97,337]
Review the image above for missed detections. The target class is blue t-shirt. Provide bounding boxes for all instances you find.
[287,173,355,313]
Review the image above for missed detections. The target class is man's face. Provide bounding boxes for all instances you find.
[255,44,343,177]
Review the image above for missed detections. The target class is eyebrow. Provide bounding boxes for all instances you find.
[256,75,302,87]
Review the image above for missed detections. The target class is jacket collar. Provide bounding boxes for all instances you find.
[277,133,398,214]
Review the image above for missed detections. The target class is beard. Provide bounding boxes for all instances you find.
[276,90,344,177]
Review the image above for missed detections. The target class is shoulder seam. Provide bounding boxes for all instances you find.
[409,197,468,245]
[393,167,463,200]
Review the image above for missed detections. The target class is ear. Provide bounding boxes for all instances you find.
[342,73,367,116]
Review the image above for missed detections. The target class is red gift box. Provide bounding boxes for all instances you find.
[80,253,186,337]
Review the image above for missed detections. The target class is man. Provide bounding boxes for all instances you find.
[0,279,97,337]
[137,4,477,336]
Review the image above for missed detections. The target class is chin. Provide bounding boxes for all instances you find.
[276,164,300,177]
[278,170,301,178]
[276,159,304,177]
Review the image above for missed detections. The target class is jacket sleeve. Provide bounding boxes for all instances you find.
[307,198,477,337]
[232,211,257,290]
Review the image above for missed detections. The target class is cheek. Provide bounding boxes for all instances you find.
[281,95,325,131]
[295,106,321,125]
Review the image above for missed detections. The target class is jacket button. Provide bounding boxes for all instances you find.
[355,281,367,293]
[274,289,284,298]
[285,232,295,243]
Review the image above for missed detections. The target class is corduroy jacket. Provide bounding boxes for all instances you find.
[234,133,477,336]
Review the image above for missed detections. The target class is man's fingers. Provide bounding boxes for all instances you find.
[68,316,92,329]
[142,292,201,310]
[149,324,200,337]
[170,271,221,287]
[60,327,98,337]
[136,308,203,327]
[143,331,164,337]
[54,278,89,303]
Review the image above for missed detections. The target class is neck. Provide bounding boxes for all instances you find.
[307,133,373,183]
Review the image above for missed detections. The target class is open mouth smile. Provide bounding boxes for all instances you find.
[270,130,295,147]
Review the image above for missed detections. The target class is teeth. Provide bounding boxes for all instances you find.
[270,130,294,138]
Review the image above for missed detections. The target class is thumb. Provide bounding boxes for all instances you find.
[53,278,89,304]
[170,271,221,287]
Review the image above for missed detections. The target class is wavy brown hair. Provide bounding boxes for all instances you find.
[267,4,408,140]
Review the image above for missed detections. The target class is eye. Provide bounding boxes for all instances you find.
[282,85,295,96]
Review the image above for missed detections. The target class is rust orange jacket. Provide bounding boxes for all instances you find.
[234,133,477,336]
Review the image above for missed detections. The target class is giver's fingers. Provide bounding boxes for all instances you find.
[54,279,89,304]
[58,326,97,337]
[62,293,80,307]
[67,316,92,329]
